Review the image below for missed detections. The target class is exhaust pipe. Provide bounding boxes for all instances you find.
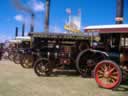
[22,23,25,36]
[115,0,124,24]
[15,27,18,38]
[113,0,124,50]
[44,0,50,33]
[30,13,34,32]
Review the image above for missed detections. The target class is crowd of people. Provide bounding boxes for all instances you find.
[0,42,18,60]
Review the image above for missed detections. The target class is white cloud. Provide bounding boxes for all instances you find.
[14,14,24,22]
[50,25,64,33]
[54,26,62,32]
[28,0,44,12]
[33,1,45,12]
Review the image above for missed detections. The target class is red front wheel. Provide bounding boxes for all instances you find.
[94,60,122,89]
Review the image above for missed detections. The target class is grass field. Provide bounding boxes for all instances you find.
[0,59,127,96]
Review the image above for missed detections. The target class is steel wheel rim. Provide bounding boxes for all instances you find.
[24,57,33,65]
[9,54,14,60]
[15,56,21,64]
[13,53,20,63]
[22,55,33,68]
[36,61,48,75]
[95,62,120,89]
[79,51,95,73]
[78,51,106,76]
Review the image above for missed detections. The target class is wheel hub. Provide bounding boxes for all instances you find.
[41,66,45,70]
[87,59,95,67]
[104,72,109,78]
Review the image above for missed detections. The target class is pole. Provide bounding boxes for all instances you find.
[15,27,18,38]
[30,13,34,32]
[44,0,50,33]
[22,23,25,36]
[115,0,124,24]
[115,0,124,51]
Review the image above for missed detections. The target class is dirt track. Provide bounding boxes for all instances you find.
[0,59,127,96]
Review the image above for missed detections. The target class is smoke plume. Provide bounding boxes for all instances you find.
[12,0,33,13]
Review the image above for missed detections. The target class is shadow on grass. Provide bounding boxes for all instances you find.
[114,81,128,92]
[51,70,80,77]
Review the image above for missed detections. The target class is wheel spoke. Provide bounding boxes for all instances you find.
[98,74,104,78]
[108,64,111,71]
[111,72,118,75]
[37,66,45,75]
[110,75,118,80]
[101,78,108,84]
[100,66,105,72]
[109,67,115,73]
[98,70,104,74]
[104,64,108,71]
[100,64,107,71]
[111,78,116,83]
[108,77,115,83]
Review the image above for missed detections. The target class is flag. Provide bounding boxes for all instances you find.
[70,16,81,30]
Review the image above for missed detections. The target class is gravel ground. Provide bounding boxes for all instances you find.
[0,59,127,96]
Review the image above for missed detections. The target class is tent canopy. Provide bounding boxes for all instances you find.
[84,24,128,33]
[9,40,21,43]
[16,36,31,41]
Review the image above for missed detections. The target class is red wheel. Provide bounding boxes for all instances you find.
[94,60,122,89]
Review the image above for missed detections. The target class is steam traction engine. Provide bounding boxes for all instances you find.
[29,32,107,77]
[29,25,128,90]
[13,36,33,68]
[8,39,21,61]
[85,24,128,89]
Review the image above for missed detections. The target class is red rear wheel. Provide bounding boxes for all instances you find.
[94,60,122,89]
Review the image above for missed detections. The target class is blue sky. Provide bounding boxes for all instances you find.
[0,0,128,42]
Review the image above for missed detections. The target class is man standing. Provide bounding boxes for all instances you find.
[0,43,3,60]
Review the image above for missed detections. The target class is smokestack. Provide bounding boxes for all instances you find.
[113,0,124,51]
[44,0,50,33]
[115,0,124,24]
[22,23,25,36]
[30,13,34,32]
[15,27,18,37]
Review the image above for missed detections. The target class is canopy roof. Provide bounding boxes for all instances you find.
[84,24,128,33]
[16,36,31,41]
[9,40,21,43]
[29,32,88,40]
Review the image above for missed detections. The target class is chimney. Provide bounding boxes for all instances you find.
[44,0,50,33]
[22,23,25,36]
[115,0,124,24]
[30,13,34,32]
[15,27,18,38]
